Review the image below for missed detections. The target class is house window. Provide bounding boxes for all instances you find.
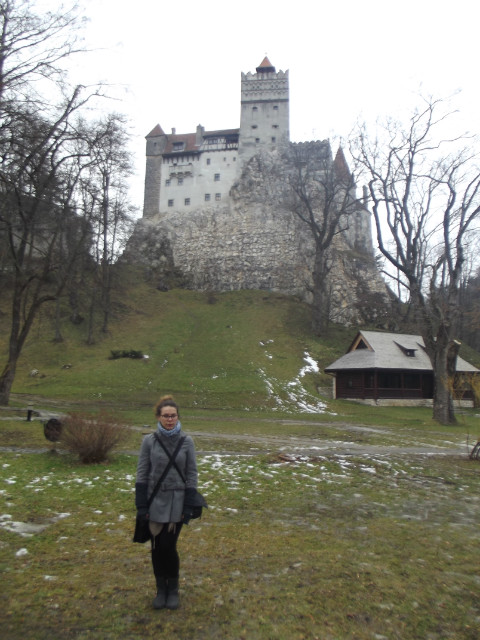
[378,373,401,389]
[184,198,190,206]
[365,374,375,389]
[205,193,211,201]
[214,173,220,181]
[173,142,185,151]
[215,193,221,201]
[168,199,174,207]
[404,374,421,389]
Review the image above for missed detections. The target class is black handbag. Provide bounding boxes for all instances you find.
[133,436,186,543]
[132,513,150,544]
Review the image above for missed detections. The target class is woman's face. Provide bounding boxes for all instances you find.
[158,405,178,430]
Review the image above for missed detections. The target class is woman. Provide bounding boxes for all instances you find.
[135,395,198,610]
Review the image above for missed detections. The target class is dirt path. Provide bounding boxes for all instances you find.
[3,395,473,459]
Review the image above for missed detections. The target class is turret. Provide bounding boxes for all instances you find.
[238,57,290,167]
[143,124,167,218]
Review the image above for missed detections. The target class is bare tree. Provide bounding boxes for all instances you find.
[353,99,480,424]
[88,113,135,335]
[0,96,98,404]
[280,141,366,333]
[0,0,83,105]
[0,0,112,405]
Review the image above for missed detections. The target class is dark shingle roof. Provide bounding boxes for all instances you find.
[325,331,478,373]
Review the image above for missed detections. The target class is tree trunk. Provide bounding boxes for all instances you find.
[86,285,97,345]
[0,360,17,406]
[311,250,330,335]
[53,298,64,343]
[432,343,457,425]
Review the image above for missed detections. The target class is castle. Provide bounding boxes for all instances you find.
[125,57,388,326]
[143,57,289,220]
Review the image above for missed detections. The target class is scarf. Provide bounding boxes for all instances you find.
[156,420,182,437]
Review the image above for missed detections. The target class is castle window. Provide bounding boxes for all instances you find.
[272,124,279,129]
[252,106,258,113]
[273,105,279,111]
[168,199,174,207]
[185,198,190,206]
[215,193,221,201]
[214,173,220,181]
[207,158,211,165]
[165,179,171,186]
[178,177,183,185]
[271,137,276,143]
[255,138,260,143]
[251,125,258,129]
[205,193,211,202]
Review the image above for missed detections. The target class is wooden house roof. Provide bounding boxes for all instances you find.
[325,331,479,373]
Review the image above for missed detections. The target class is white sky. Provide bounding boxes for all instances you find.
[48,0,480,210]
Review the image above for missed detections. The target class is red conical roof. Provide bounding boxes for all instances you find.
[256,56,275,73]
[334,147,351,181]
[146,124,165,138]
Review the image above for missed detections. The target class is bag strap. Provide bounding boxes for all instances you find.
[154,433,186,483]
[146,435,186,507]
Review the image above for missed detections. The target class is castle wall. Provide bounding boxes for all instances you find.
[158,149,238,215]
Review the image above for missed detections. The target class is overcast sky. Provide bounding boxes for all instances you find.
[51,0,479,211]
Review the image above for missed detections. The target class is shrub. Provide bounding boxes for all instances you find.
[60,411,128,463]
[109,349,144,360]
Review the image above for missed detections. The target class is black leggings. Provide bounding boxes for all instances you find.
[151,523,183,579]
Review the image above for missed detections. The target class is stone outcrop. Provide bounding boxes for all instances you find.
[123,149,389,326]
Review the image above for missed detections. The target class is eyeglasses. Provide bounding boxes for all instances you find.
[160,414,178,420]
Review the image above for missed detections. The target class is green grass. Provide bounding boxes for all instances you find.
[1,284,356,411]
[1,276,480,637]
[1,419,479,639]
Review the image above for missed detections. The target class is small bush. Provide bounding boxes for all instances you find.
[60,411,128,463]
[109,349,144,360]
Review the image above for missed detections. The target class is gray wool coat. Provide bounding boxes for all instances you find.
[136,430,198,523]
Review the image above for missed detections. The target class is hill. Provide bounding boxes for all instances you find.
[0,267,357,413]
[2,264,479,416]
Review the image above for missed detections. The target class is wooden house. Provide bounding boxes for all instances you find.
[325,331,479,406]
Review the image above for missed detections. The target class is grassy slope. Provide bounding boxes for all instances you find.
[0,269,356,411]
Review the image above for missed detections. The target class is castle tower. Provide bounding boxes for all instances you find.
[238,57,290,166]
[143,124,167,219]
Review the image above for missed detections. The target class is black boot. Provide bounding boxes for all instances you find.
[166,578,179,610]
[153,577,167,609]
